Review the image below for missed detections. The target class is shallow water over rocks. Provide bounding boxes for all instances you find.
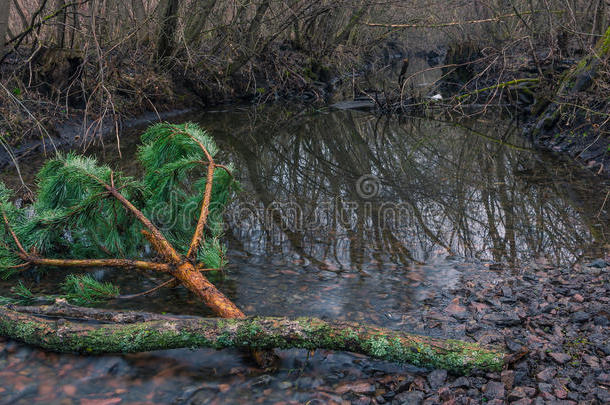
[0,105,608,404]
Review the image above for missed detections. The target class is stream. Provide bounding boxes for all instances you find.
[0,105,608,404]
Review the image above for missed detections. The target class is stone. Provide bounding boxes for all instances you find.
[450,377,471,389]
[422,395,439,405]
[593,315,609,326]
[554,387,568,399]
[482,381,505,399]
[438,386,452,401]
[278,381,292,389]
[510,399,532,405]
[394,376,414,394]
[501,370,515,390]
[505,338,524,353]
[571,311,590,323]
[595,387,610,403]
[427,369,447,390]
[583,354,600,369]
[548,352,571,364]
[589,258,607,268]
[597,373,610,385]
[483,312,521,326]
[536,367,556,382]
[508,387,528,401]
[352,397,371,405]
[538,383,553,393]
[508,386,536,401]
[335,381,376,395]
[584,267,602,276]
[445,298,468,318]
[533,397,545,405]
[395,390,424,405]
[375,395,386,404]
[572,294,584,303]
[252,374,274,386]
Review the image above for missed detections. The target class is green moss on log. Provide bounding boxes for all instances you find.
[0,306,504,374]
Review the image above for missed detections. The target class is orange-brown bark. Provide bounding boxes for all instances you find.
[24,257,172,272]
[172,261,245,318]
[184,126,216,260]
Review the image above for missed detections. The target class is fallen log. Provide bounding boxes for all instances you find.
[0,304,505,374]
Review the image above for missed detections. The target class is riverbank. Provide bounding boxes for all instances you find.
[3,43,607,178]
[365,257,609,404]
[0,257,607,404]
[0,105,608,404]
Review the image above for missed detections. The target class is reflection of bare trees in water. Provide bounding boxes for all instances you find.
[203,107,608,270]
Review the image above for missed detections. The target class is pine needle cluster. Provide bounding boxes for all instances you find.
[0,122,238,305]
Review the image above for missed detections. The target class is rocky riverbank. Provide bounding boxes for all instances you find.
[332,258,610,404]
[1,257,607,404]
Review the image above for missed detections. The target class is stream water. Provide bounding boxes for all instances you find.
[0,105,608,404]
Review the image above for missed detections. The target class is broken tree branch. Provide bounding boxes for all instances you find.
[0,304,505,374]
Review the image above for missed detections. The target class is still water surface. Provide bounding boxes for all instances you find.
[0,105,607,403]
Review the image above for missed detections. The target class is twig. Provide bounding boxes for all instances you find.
[364,10,563,29]
[118,277,177,299]
[2,210,28,257]
[454,78,539,100]
[598,190,609,219]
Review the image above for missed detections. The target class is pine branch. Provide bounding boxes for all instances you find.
[0,122,245,321]
[61,274,120,305]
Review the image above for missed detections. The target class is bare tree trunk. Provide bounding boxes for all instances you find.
[11,0,28,32]
[156,0,180,62]
[0,0,10,58]
[131,0,145,21]
[226,0,270,76]
[333,3,369,48]
[125,0,147,44]
[68,0,79,48]
[54,0,66,47]
[184,0,217,46]
[590,0,607,45]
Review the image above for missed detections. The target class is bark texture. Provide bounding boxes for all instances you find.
[0,304,505,374]
[531,26,610,134]
[0,0,10,57]
[156,0,180,62]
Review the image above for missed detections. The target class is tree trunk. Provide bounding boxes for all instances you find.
[333,3,368,48]
[226,0,270,76]
[0,0,10,57]
[130,0,147,43]
[156,0,180,62]
[184,0,216,46]
[12,0,28,33]
[530,25,610,134]
[0,304,505,374]
[54,0,66,47]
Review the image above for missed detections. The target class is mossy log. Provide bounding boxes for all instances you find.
[0,304,505,374]
[455,78,540,101]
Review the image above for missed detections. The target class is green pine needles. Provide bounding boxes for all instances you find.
[0,122,239,306]
[62,274,120,305]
